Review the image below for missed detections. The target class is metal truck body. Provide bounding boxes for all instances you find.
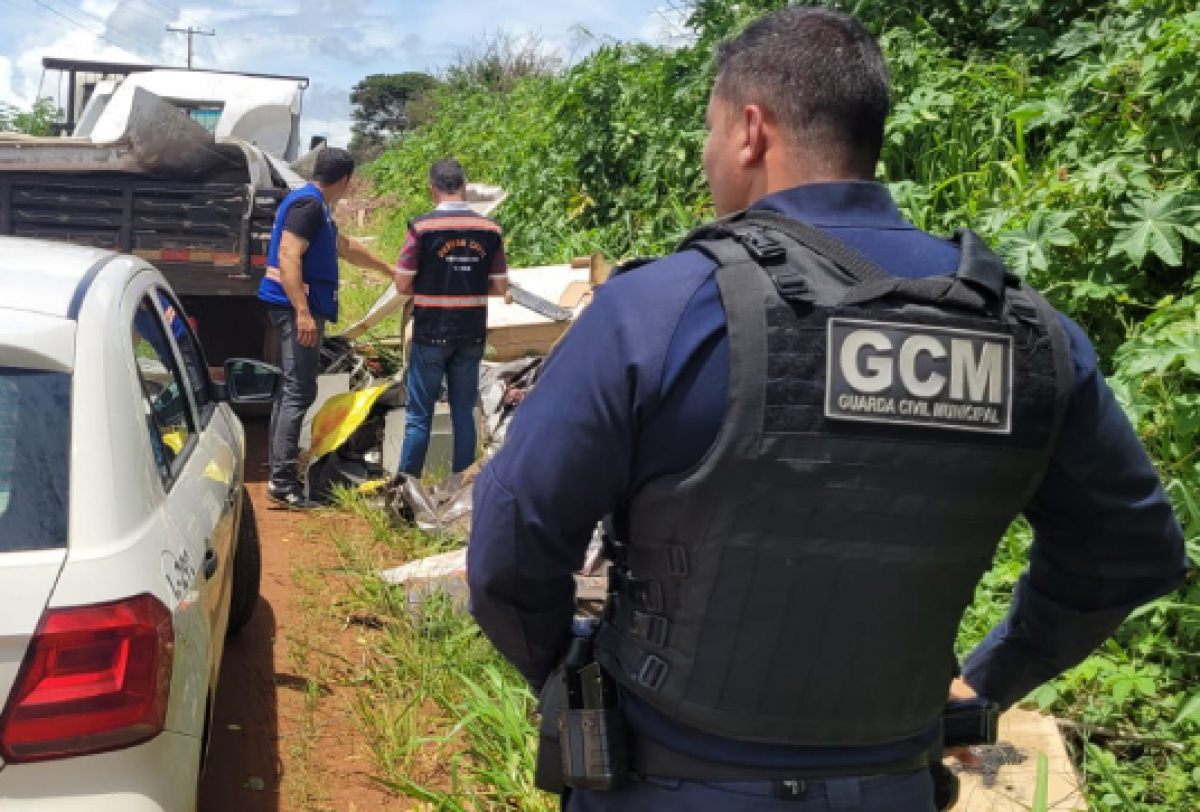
[0,64,311,365]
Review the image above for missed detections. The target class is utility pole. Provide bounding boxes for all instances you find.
[166,25,215,70]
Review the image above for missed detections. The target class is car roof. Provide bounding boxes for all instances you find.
[0,237,119,319]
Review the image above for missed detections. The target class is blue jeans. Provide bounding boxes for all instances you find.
[400,341,484,477]
[568,770,936,812]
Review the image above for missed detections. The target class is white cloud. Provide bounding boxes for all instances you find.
[0,0,676,146]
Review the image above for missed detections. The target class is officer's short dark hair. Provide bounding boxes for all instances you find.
[714,8,890,172]
[429,158,467,194]
[313,147,356,184]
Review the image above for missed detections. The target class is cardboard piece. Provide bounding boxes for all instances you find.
[486,264,593,360]
[950,710,1088,811]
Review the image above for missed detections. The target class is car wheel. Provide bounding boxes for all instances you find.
[227,487,261,636]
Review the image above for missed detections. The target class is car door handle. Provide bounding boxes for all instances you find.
[204,548,219,581]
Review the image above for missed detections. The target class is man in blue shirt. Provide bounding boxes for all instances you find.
[468,8,1187,811]
[258,148,396,509]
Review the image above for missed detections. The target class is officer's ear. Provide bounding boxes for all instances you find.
[738,103,770,169]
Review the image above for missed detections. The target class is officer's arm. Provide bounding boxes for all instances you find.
[468,286,640,689]
[278,232,311,315]
[962,317,1188,708]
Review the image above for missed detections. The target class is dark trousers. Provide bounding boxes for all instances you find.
[267,308,326,493]
[568,770,936,812]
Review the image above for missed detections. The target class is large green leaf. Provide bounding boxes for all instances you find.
[998,211,1077,276]
[1176,693,1200,727]
[1109,193,1200,267]
[1008,96,1071,131]
[1054,21,1103,58]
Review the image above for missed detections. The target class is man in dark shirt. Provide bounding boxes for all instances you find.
[394,158,508,480]
[467,8,1187,811]
[258,148,396,508]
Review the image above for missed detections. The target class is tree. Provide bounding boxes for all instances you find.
[444,31,562,93]
[349,73,439,162]
[0,98,60,136]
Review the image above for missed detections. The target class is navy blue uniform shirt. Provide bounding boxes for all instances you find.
[468,182,1188,770]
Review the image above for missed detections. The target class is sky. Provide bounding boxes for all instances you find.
[0,0,691,147]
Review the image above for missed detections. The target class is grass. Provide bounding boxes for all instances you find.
[337,261,402,344]
[326,492,553,811]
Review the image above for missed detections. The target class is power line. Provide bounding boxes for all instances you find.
[167,24,214,70]
[8,0,154,59]
[42,0,166,56]
[197,33,225,70]
[656,2,697,42]
[134,0,232,64]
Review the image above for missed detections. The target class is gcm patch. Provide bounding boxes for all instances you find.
[825,317,1013,434]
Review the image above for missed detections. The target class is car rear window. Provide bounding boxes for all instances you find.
[0,369,70,553]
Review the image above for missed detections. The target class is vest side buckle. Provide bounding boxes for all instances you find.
[616,569,665,613]
[637,580,665,613]
[666,546,689,577]
[630,611,669,647]
[734,227,787,265]
[637,655,669,691]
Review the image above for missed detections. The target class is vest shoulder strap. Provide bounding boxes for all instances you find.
[681,211,1015,316]
[682,219,809,301]
[1013,285,1075,493]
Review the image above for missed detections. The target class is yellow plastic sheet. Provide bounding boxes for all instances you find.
[309,384,392,461]
[162,430,185,454]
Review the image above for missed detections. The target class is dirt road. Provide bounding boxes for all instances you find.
[198,420,402,812]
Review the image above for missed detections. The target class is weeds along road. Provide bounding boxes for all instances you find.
[198,419,404,812]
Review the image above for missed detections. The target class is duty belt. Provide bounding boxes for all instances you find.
[631,733,938,783]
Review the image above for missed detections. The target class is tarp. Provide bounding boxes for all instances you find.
[308,383,392,461]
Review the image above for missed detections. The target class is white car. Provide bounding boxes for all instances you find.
[0,238,278,810]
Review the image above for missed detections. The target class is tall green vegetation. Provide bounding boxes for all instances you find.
[365,1,1199,808]
[0,98,60,137]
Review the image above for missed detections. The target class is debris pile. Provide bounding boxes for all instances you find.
[290,186,614,612]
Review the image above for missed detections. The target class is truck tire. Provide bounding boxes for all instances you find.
[227,487,261,636]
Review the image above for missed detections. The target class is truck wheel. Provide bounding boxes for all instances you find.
[227,487,261,636]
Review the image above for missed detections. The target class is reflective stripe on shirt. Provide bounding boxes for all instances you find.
[413,294,489,308]
[412,217,502,233]
[264,267,310,294]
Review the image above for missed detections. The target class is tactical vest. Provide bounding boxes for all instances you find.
[409,209,503,346]
[594,211,1072,747]
[258,184,341,321]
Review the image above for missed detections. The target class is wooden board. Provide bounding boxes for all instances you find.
[487,321,572,361]
[950,710,1087,811]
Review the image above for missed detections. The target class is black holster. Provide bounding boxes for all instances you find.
[535,628,630,794]
[535,676,568,794]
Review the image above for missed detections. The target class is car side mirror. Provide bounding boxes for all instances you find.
[223,359,282,405]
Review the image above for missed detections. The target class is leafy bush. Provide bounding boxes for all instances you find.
[365,0,1199,807]
[0,98,60,136]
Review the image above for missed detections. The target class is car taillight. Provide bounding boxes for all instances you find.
[0,594,174,763]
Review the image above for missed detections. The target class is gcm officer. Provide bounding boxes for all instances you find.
[468,8,1188,811]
